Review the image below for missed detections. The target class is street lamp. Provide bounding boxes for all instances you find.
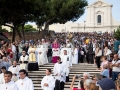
[84,21,86,32]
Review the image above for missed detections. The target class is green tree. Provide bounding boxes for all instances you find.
[0,0,42,42]
[0,0,88,41]
[18,25,36,32]
[35,0,88,31]
[114,26,120,40]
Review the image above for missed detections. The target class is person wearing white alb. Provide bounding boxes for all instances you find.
[72,46,78,64]
[8,60,20,82]
[19,51,29,71]
[0,66,6,84]
[36,39,48,66]
[61,50,71,82]
[53,57,66,90]
[15,69,34,90]
[41,69,55,90]
[0,71,19,90]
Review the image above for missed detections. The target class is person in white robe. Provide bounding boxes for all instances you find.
[43,39,49,64]
[53,57,66,90]
[41,69,55,90]
[66,39,74,49]
[36,39,48,66]
[0,66,6,84]
[61,50,71,82]
[0,71,19,90]
[19,51,29,71]
[8,60,20,82]
[72,46,78,64]
[16,69,34,90]
[36,41,42,62]
[60,43,67,57]
[66,44,73,67]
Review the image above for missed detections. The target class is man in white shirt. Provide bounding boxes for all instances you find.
[110,54,120,81]
[8,60,20,82]
[53,57,66,90]
[0,66,6,84]
[16,69,34,90]
[0,71,19,90]
[41,69,55,90]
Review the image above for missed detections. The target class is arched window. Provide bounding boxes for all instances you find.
[97,15,101,24]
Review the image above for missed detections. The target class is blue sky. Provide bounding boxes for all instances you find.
[76,0,120,23]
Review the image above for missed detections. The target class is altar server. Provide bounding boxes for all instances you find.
[0,66,6,84]
[0,71,19,90]
[66,44,72,67]
[8,60,20,82]
[19,51,29,71]
[41,69,55,90]
[16,69,34,90]
[53,57,66,90]
[61,50,71,82]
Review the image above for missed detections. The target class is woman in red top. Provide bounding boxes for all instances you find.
[7,44,13,59]
[70,75,85,90]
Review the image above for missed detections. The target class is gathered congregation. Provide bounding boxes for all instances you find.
[0,32,120,90]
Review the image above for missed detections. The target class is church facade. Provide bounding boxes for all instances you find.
[49,0,120,33]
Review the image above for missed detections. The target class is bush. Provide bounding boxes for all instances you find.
[114,26,120,40]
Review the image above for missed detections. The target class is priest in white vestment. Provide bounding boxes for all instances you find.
[0,66,6,84]
[42,39,49,62]
[61,50,71,82]
[53,57,66,90]
[16,69,34,90]
[8,60,20,82]
[41,69,55,90]
[36,39,48,66]
[19,51,29,71]
[36,41,42,62]
[72,46,78,64]
[0,71,19,90]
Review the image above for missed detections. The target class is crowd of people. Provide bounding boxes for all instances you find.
[0,32,120,90]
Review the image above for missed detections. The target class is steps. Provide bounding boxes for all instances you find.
[28,63,100,90]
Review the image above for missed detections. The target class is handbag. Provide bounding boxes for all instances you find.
[96,50,102,57]
[106,49,112,56]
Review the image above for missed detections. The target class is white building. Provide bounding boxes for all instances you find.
[49,0,120,33]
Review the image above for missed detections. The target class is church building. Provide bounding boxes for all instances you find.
[49,0,120,32]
